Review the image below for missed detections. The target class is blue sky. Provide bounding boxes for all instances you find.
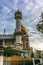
[0,0,43,50]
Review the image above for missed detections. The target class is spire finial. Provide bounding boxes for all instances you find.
[4,28,5,35]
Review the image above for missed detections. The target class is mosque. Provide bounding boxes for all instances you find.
[0,11,32,64]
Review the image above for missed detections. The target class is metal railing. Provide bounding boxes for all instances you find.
[3,60,41,65]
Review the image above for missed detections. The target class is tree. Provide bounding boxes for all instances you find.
[36,13,43,33]
[36,50,41,58]
[4,46,14,57]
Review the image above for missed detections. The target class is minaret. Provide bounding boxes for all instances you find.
[15,10,22,50]
[0,39,3,65]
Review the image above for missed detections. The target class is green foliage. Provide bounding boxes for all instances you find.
[36,50,42,58]
[36,13,43,33]
[4,47,14,57]
[36,21,43,33]
[38,63,42,65]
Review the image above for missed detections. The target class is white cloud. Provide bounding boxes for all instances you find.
[3,6,11,14]
[30,42,43,50]
[14,0,18,4]
[12,0,18,10]
[0,0,43,50]
[23,0,34,11]
[35,0,43,7]
[24,0,28,4]
[29,32,43,50]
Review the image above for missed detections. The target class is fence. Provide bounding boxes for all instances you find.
[3,60,41,65]
[3,56,43,65]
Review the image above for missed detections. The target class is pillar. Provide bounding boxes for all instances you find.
[0,55,3,65]
[15,10,22,49]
